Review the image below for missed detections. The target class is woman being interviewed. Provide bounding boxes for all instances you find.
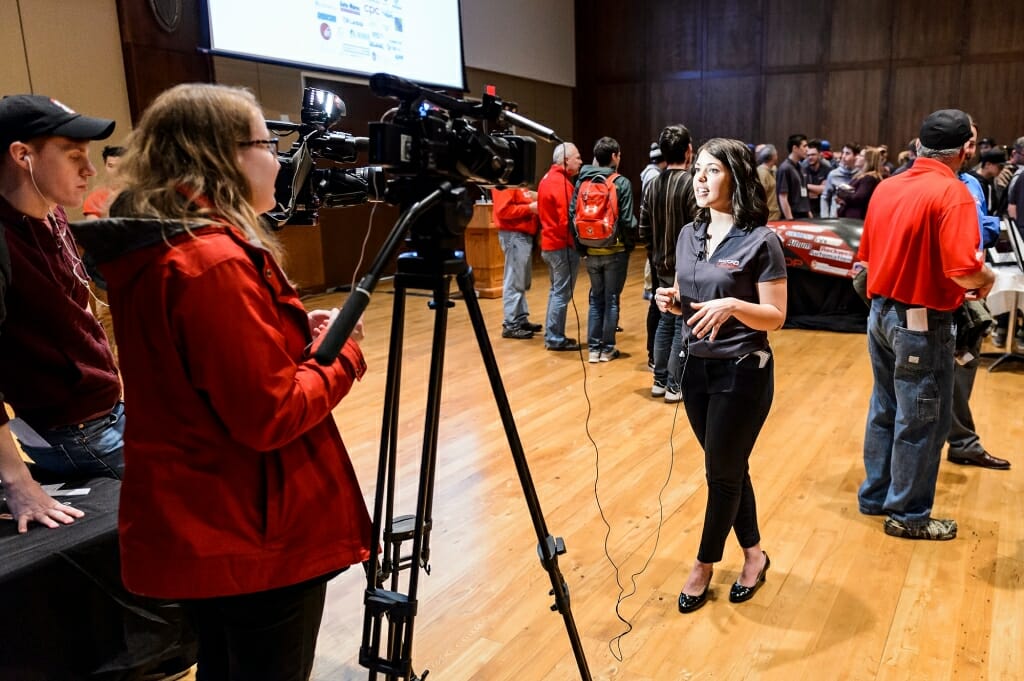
[72,84,372,679]
[654,138,787,614]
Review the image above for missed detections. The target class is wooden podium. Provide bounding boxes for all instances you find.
[464,202,504,298]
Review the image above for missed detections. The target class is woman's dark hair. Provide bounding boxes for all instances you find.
[695,137,769,232]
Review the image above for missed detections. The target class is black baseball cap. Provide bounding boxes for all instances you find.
[0,94,115,151]
[918,109,972,150]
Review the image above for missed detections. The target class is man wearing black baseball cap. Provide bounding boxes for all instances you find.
[0,93,122,533]
[855,107,996,542]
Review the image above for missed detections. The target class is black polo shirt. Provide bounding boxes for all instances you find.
[777,157,810,217]
[674,221,787,359]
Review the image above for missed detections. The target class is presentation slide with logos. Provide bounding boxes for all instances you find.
[205,0,465,90]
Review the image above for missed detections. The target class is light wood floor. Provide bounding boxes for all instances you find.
[186,249,1024,681]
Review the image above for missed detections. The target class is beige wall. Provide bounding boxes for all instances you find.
[1,0,133,217]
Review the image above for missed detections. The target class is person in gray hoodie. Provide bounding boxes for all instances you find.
[821,142,860,218]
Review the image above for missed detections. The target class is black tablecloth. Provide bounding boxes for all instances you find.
[0,477,196,680]
[766,218,868,332]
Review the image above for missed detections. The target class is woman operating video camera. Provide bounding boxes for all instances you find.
[72,83,372,680]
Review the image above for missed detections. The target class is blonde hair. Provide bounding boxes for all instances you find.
[858,146,885,182]
[112,83,280,260]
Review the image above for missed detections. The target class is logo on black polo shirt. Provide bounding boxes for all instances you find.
[715,258,741,269]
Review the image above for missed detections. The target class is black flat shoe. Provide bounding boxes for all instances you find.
[729,552,770,603]
[678,570,713,614]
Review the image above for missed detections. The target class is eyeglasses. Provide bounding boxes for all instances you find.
[238,138,279,153]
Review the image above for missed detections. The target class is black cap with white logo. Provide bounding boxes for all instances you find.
[0,94,115,151]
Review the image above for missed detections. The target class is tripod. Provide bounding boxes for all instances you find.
[315,184,592,680]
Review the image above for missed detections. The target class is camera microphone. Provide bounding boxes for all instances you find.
[501,109,562,143]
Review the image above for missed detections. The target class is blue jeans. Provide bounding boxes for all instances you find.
[498,230,533,328]
[859,298,955,526]
[541,247,579,344]
[653,310,684,390]
[18,401,125,480]
[585,251,629,352]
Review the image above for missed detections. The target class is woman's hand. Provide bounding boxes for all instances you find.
[687,298,738,341]
[308,308,336,338]
[654,285,682,315]
[350,315,365,344]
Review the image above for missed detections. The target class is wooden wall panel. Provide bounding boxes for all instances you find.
[704,0,762,72]
[117,0,213,121]
[702,76,760,143]
[588,83,648,180]
[646,0,703,75]
[967,1,1024,56]
[889,65,959,146]
[574,0,1024,161]
[891,0,962,61]
[649,79,703,141]
[959,62,1024,148]
[764,0,829,68]
[574,0,645,83]
[824,69,886,147]
[761,73,819,150]
[829,0,893,64]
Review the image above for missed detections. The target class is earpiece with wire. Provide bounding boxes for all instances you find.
[22,147,109,308]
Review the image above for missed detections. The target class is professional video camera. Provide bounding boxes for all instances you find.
[266,87,385,227]
[368,74,539,186]
[357,73,563,241]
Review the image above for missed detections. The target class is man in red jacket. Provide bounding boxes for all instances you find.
[537,142,582,350]
[491,185,541,339]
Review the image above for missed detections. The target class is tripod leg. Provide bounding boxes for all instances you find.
[360,270,455,681]
[362,279,408,681]
[455,268,593,681]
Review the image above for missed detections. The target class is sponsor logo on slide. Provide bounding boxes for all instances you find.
[320,22,332,40]
[343,44,371,57]
[339,1,361,15]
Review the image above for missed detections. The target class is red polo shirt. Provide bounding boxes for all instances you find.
[857,157,983,311]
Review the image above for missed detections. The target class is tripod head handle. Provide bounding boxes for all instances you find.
[313,184,452,364]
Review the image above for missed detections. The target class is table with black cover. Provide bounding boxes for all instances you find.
[766,217,868,332]
[0,476,196,681]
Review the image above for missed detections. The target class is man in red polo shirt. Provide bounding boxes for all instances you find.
[0,94,121,533]
[857,109,995,541]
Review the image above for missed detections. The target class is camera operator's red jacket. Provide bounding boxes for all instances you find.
[490,186,539,235]
[72,217,372,599]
